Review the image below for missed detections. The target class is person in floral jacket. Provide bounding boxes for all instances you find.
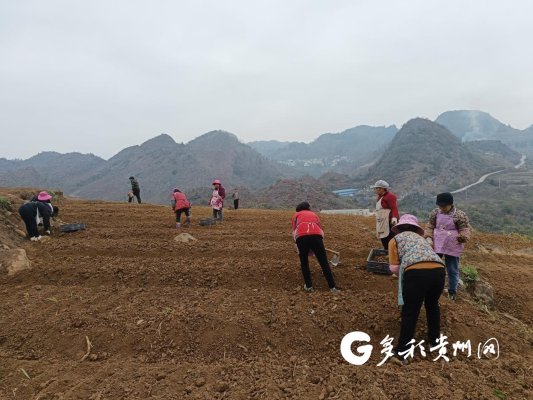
[388,214,445,361]
[424,192,471,301]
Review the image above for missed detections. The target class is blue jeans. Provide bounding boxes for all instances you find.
[440,255,460,294]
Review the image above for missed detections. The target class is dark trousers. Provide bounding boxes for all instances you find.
[19,206,39,238]
[380,230,395,250]
[234,199,239,210]
[129,189,141,204]
[213,209,222,221]
[296,235,336,289]
[175,208,191,223]
[397,268,445,352]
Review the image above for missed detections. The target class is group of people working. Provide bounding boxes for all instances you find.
[291,179,471,362]
[127,177,239,228]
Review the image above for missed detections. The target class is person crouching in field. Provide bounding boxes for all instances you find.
[171,188,191,228]
[18,191,54,241]
[424,192,471,301]
[292,202,340,293]
[388,214,445,359]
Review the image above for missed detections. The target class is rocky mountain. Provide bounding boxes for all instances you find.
[365,118,502,194]
[0,152,106,192]
[436,110,533,156]
[64,131,288,203]
[249,125,398,176]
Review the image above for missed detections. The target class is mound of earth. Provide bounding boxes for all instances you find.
[0,190,531,399]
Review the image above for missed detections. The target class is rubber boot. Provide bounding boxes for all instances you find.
[176,222,181,228]
[185,217,191,227]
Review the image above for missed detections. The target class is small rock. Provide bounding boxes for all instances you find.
[136,319,145,326]
[214,382,229,393]
[89,354,98,361]
[156,372,166,381]
[15,229,27,237]
[174,233,198,243]
[195,377,206,387]
[35,285,42,291]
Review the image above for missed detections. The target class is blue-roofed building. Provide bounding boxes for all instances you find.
[332,188,359,197]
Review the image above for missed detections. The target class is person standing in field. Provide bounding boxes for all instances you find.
[129,176,141,204]
[232,188,239,210]
[210,179,225,221]
[424,192,471,301]
[372,180,399,250]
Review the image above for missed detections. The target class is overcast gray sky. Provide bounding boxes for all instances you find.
[1,0,532,160]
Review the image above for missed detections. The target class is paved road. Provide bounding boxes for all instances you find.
[451,155,527,194]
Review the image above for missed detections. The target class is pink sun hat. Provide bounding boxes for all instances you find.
[37,191,53,201]
[212,179,221,185]
[392,214,424,236]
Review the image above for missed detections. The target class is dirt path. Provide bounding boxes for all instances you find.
[0,194,531,399]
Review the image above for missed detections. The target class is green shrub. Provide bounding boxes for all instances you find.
[461,265,479,283]
[0,196,12,211]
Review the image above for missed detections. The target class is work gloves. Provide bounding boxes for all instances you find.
[391,217,398,226]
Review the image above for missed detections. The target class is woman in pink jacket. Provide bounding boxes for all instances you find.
[171,188,191,228]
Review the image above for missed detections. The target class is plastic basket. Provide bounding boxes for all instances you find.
[366,248,391,274]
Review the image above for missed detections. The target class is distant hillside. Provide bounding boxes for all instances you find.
[253,176,354,210]
[70,132,288,203]
[0,132,289,204]
[0,152,106,192]
[436,110,533,156]
[464,140,521,168]
[365,118,499,194]
[249,125,398,176]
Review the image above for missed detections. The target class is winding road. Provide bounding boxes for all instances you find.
[451,154,527,194]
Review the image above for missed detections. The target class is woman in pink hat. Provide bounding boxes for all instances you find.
[18,191,54,241]
[209,179,226,222]
[388,214,445,361]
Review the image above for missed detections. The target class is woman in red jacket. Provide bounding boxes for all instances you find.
[372,180,400,250]
[292,202,340,293]
[171,188,191,228]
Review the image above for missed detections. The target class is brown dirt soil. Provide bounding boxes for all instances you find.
[0,190,532,399]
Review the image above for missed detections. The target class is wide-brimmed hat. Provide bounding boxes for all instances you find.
[392,214,424,236]
[371,180,390,189]
[212,179,221,185]
[37,191,52,201]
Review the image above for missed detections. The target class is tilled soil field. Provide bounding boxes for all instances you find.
[0,192,532,399]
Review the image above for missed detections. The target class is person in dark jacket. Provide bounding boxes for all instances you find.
[129,176,141,203]
[291,202,340,293]
[19,192,53,241]
[30,191,59,223]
